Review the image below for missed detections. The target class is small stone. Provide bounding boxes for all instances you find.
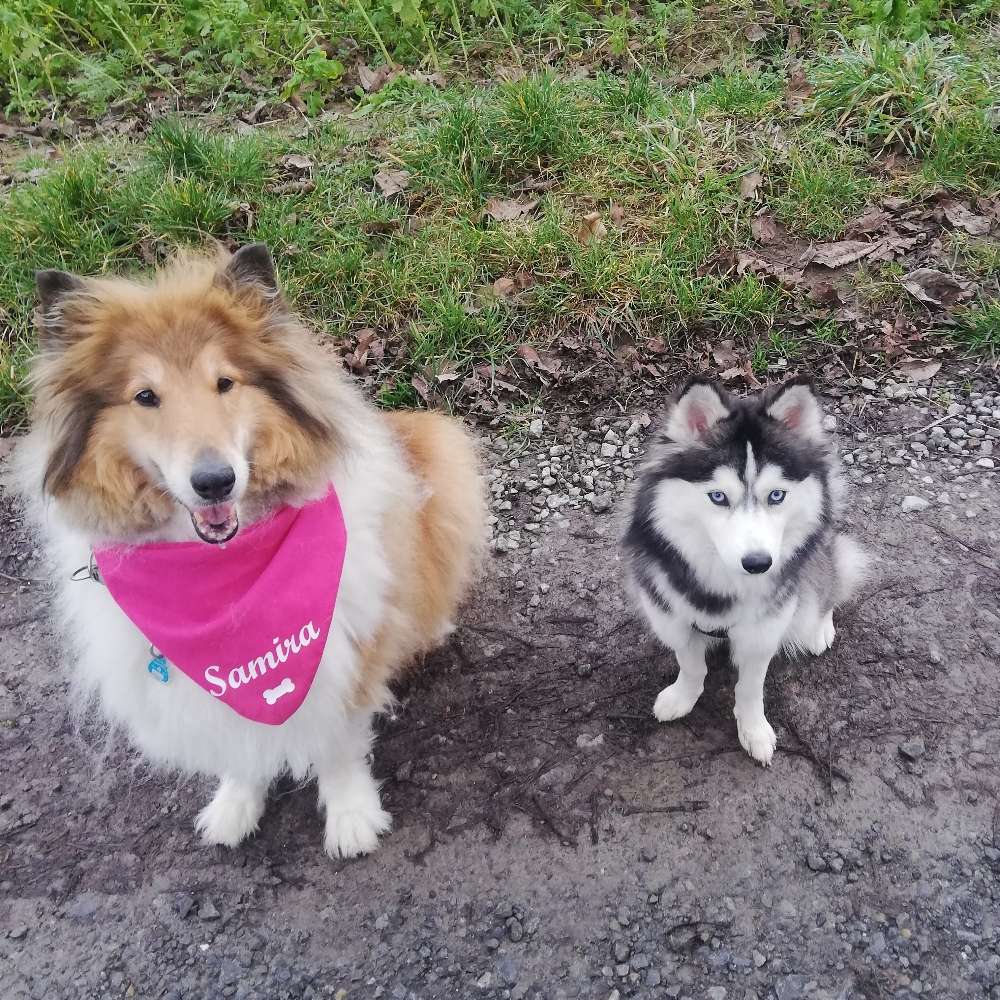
[752,949,766,968]
[614,941,630,962]
[600,443,618,459]
[822,414,837,432]
[899,737,926,761]
[806,852,827,872]
[197,899,220,921]
[576,733,604,749]
[976,458,995,469]
[589,492,613,513]
[375,913,390,931]
[640,846,657,862]
[707,988,727,1000]
[476,972,492,989]
[8,925,27,940]
[900,495,930,513]
[528,418,543,438]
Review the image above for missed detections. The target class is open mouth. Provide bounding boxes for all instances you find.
[189,502,240,544]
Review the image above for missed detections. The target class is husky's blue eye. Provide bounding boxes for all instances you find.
[707,491,729,507]
[134,389,159,408]
[768,489,787,505]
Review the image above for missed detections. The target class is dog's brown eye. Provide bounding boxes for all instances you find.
[217,377,234,394]
[134,389,160,408]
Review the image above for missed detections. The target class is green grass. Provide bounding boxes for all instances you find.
[953,300,1000,354]
[2,1,999,430]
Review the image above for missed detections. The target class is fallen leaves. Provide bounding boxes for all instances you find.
[374,168,410,197]
[784,68,813,110]
[896,359,941,382]
[492,271,536,299]
[739,170,763,200]
[357,62,398,94]
[577,210,607,245]
[281,153,314,173]
[345,328,384,374]
[805,240,881,268]
[483,196,539,222]
[751,212,779,244]
[900,268,973,307]
[936,197,993,236]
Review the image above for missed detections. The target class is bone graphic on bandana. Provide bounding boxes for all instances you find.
[263,677,296,705]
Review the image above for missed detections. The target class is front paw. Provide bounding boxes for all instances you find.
[195,783,264,847]
[806,612,836,656]
[736,715,777,766]
[653,682,702,722]
[324,801,392,859]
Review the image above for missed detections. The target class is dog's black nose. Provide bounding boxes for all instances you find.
[741,551,773,574]
[190,456,236,502]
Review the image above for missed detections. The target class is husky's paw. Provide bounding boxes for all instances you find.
[324,799,392,859]
[653,682,702,722]
[195,782,264,848]
[736,716,777,767]
[806,612,836,656]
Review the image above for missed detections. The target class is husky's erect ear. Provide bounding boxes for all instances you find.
[35,269,87,351]
[666,379,731,444]
[217,243,281,303]
[766,377,824,441]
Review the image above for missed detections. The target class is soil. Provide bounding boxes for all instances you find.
[1,367,999,1000]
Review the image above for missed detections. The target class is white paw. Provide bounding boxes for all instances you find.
[736,715,777,766]
[653,682,702,722]
[806,612,836,656]
[195,784,264,847]
[324,801,392,859]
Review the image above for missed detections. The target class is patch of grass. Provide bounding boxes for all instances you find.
[772,140,878,239]
[810,32,1000,186]
[952,300,1000,354]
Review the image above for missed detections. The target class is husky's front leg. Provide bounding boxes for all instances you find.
[316,711,391,859]
[654,633,711,721]
[729,609,793,766]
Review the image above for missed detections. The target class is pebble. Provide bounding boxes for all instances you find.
[707,988,727,1000]
[899,737,926,761]
[900,495,930,513]
[528,419,543,438]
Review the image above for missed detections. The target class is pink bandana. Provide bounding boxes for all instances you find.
[93,487,347,725]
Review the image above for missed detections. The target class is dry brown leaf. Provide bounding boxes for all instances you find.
[739,171,763,200]
[720,367,743,382]
[736,251,803,288]
[847,207,891,235]
[786,25,802,49]
[577,210,607,245]
[806,240,880,268]
[268,179,315,195]
[516,345,541,364]
[751,213,779,244]
[900,268,973,307]
[938,198,992,236]
[610,203,625,227]
[785,68,813,109]
[484,196,539,222]
[646,337,667,355]
[713,340,739,369]
[281,153,314,173]
[374,168,410,197]
[357,63,395,93]
[493,277,517,298]
[744,23,767,42]
[411,374,430,403]
[896,359,941,382]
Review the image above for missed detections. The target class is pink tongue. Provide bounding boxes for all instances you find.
[201,502,234,524]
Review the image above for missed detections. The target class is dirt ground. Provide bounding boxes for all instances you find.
[1,367,999,1000]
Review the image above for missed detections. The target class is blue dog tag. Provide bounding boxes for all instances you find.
[147,652,169,683]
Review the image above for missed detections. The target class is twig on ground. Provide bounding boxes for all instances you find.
[622,800,709,816]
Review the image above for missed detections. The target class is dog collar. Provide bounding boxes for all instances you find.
[89,487,347,725]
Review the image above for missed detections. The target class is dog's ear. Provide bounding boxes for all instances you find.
[35,269,87,351]
[218,243,281,300]
[666,379,731,444]
[766,377,825,441]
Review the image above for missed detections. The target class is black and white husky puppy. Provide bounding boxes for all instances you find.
[623,377,868,766]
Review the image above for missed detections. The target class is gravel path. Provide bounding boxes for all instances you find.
[2,367,999,1000]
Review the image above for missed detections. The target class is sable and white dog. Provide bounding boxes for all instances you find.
[16,243,485,857]
[623,378,868,766]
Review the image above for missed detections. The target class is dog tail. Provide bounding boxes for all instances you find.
[833,533,871,605]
